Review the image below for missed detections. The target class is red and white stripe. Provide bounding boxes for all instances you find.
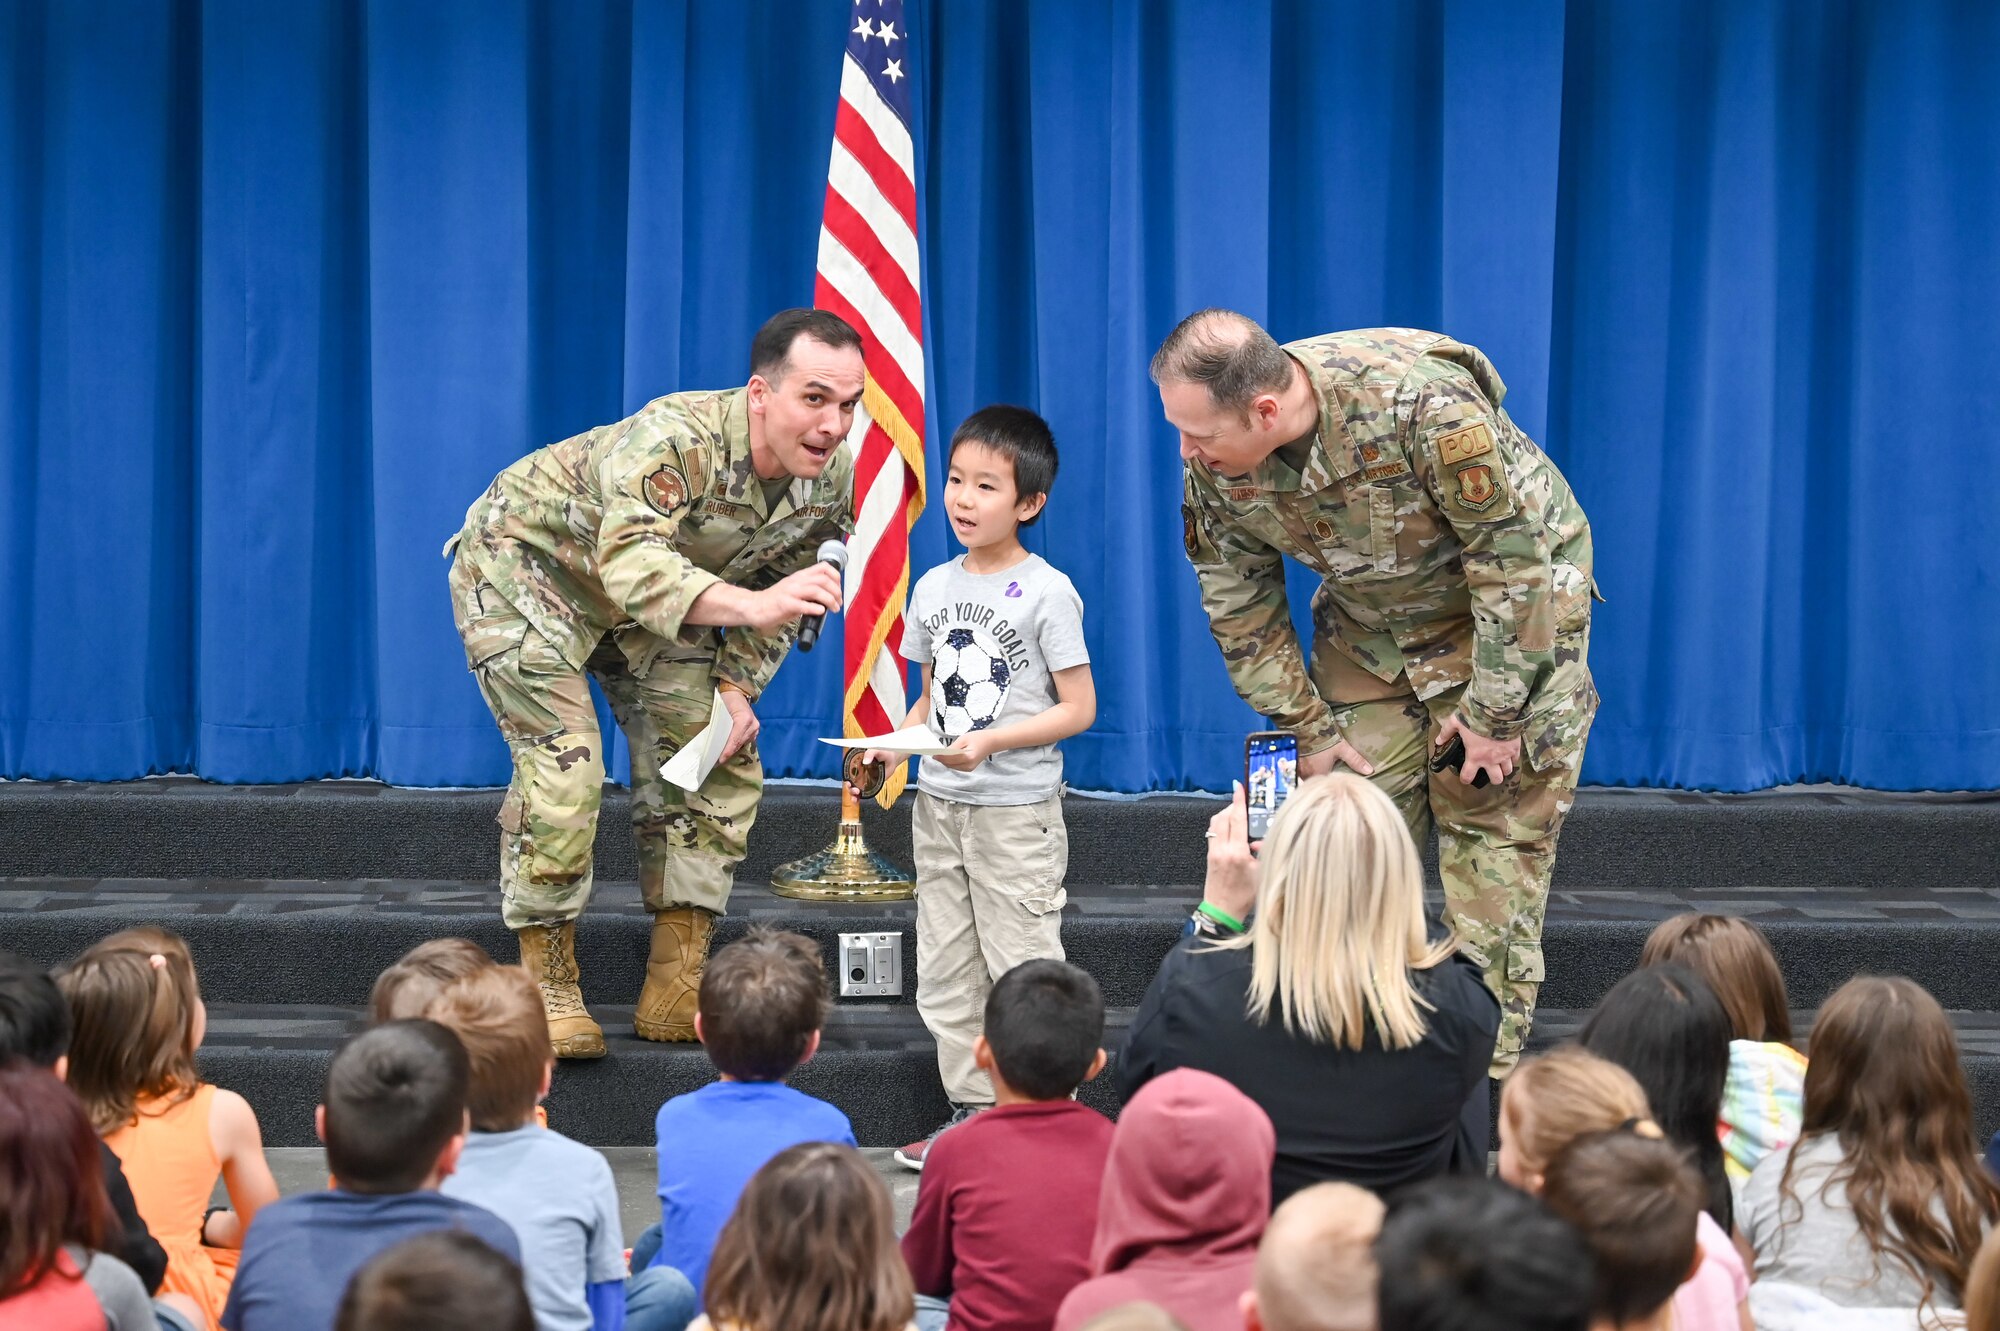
[814,40,925,805]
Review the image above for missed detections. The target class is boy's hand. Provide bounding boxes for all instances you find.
[846,748,893,797]
[934,729,1002,772]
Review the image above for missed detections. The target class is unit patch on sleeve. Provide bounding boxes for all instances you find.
[1455,463,1498,510]
[643,466,689,516]
[1437,421,1494,466]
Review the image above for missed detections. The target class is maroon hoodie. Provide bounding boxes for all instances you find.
[1053,1069,1275,1331]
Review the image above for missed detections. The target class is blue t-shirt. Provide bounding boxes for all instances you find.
[653,1080,855,1297]
[442,1126,627,1331]
[220,1188,520,1331]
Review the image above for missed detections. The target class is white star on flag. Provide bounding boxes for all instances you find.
[884,57,903,83]
[878,20,899,46]
[854,16,874,39]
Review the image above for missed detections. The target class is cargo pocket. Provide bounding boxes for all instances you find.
[1506,939,1546,986]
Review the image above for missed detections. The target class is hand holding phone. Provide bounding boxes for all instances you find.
[1428,733,1492,788]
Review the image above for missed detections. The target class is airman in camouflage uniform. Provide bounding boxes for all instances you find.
[448,310,861,1056]
[1156,312,1597,1075]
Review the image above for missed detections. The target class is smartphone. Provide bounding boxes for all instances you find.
[1245,731,1299,840]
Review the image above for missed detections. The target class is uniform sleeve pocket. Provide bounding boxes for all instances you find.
[497,787,527,833]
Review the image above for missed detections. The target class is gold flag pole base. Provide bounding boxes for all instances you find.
[770,765,915,902]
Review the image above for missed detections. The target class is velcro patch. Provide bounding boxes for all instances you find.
[1456,463,1498,510]
[643,466,689,516]
[1437,421,1494,466]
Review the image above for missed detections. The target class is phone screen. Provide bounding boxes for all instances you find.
[1245,732,1299,840]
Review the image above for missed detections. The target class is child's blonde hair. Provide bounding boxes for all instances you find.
[1502,1046,1653,1180]
[56,927,204,1134]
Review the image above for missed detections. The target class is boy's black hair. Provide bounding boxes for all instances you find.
[697,928,830,1082]
[323,1020,470,1194]
[982,959,1104,1100]
[335,1231,534,1331]
[950,406,1058,524]
[1375,1177,1593,1331]
[750,308,863,381]
[0,950,70,1068]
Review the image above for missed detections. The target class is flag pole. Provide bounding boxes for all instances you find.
[771,754,914,900]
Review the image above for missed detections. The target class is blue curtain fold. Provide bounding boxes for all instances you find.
[3,0,1995,791]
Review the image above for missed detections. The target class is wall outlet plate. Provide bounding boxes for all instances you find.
[837,931,903,998]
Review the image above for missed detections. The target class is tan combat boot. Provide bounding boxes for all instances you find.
[634,907,716,1042]
[515,919,607,1059]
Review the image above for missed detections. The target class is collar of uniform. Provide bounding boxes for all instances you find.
[1285,347,1368,488]
[722,388,822,526]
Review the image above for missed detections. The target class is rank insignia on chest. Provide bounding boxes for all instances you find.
[1311,518,1335,540]
[1455,463,1498,510]
[643,466,689,516]
[1437,421,1494,466]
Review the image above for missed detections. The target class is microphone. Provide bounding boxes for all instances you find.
[796,539,849,653]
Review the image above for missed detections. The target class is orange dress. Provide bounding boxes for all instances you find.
[103,1084,242,1331]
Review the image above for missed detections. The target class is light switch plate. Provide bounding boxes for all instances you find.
[837,931,903,998]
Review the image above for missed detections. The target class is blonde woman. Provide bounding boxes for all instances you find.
[1117,773,1500,1204]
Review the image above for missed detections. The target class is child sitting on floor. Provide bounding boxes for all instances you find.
[221,1019,518,1331]
[1641,912,1807,1189]
[58,928,281,1331]
[902,958,1113,1331]
[636,928,855,1304]
[429,965,677,1331]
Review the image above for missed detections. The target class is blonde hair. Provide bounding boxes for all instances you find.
[1502,1046,1654,1179]
[1254,1182,1384,1331]
[1226,773,1452,1050]
[56,928,205,1134]
[425,966,553,1132]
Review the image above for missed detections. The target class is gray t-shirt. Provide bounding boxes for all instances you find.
[901,553,1089,806]
[64,1247,153,1331]
[440,1125,627,1331]
[1741,1134,1974,1309]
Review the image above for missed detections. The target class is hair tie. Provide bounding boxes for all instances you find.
[1619,1116,1665,1140]
[148,953,167,970]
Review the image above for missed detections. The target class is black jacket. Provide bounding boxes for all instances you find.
[1118,934,1500,1205]
[99,1141,169,1294]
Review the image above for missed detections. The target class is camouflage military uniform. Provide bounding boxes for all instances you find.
[448,388,854,927]
[1182,329,1597,1073]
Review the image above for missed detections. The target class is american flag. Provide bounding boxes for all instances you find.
[814,0,924,808]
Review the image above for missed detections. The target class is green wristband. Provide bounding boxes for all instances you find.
[1195,902,1244,933]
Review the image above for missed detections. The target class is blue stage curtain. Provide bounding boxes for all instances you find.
[3,0,1995,791]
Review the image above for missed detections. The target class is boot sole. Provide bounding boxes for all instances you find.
[632,1023,699,1043]
[553,1035,608,1059]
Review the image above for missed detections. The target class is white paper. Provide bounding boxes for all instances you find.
[818,725,957,757]
[660,690,733,791]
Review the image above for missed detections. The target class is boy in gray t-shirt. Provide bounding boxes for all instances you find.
[861,406,1095,1171]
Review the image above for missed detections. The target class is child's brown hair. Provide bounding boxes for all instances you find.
[697,928,829,1081]
[704,1142,913,1331]
[1540,1128,1704,1325]
[369,938,497,1024]
[55,927,204,1134]
[1639,912,1792,1042]
[425,966,553,1132]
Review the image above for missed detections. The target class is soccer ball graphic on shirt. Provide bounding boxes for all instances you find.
[932,627,1011,740]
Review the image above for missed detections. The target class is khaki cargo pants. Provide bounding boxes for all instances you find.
[911,790,1070,1106]
[449,556,760,927]
[1311,644,1595,1078]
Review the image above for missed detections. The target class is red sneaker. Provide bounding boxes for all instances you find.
[893,1106,982,1172]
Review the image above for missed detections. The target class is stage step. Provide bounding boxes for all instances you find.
[186,1000,2000,1148]
[7,877,2000,1013]
[4,781,1998,893]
